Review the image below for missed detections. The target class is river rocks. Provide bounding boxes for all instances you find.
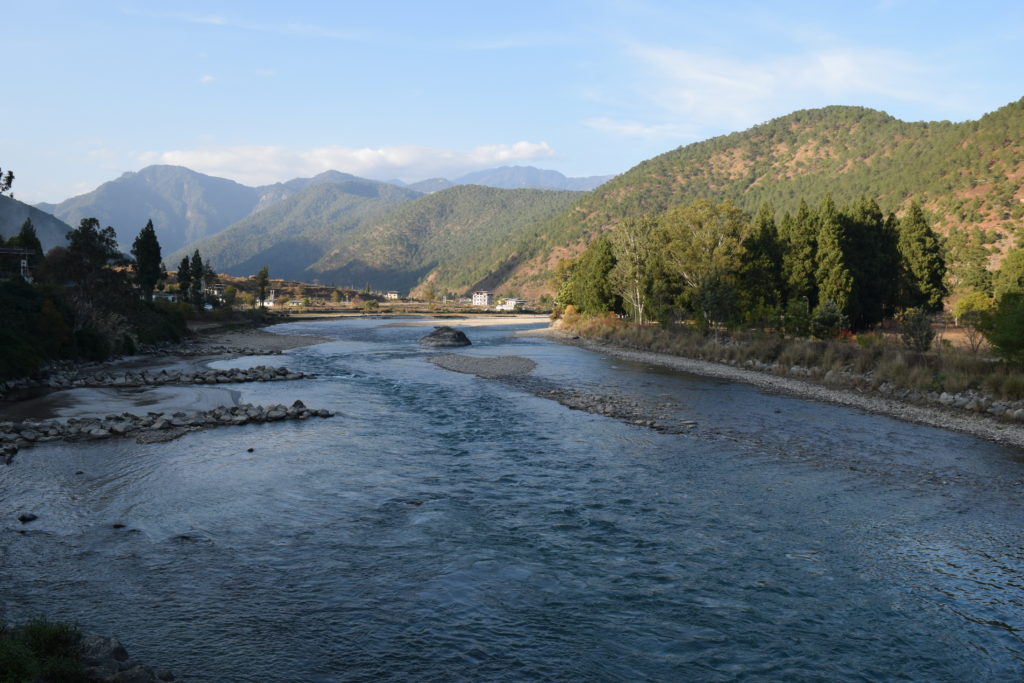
[80,634,175,682]
[17,513,37,523]
[1,364,312,397]
[0,402,336,459]
[417,326,471,347]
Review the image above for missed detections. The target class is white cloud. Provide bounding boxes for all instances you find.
[198,74,216,84]
[583,117,699,140]
[628,43,938,131]
[139,141,556,185]
[586,42,948,143]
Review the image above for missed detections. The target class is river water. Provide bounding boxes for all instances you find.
[2,317,1023,681]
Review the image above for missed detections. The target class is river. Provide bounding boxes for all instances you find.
[2,317,1023,681]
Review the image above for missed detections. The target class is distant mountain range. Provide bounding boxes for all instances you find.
[393,166,614,193]
[12,97,1024,297]
[32,164,612,259]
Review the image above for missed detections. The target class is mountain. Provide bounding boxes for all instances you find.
[0,195,74,251]
[451,166,614,191]
[497,98,1024,295]
[406,177,456,193]
[38,165,263,254]
[307,185,582,294]
[167,178,422,280]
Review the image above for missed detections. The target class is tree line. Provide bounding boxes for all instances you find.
[555,195,948,337]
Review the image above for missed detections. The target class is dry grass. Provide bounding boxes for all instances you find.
[558,315,1024,402]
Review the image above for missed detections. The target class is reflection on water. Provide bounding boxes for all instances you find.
[2,318,1023,681]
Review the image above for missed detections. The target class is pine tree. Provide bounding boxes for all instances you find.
[10,218,43,257]
[841,196,900,328]
[814,196,853,316]
[131,219,164,301]
[189,250,205,309]
[177,256,192,302]
[738,202,784,309]
[897,202,947,311]
[782,199,817,309]
[255,265,270,310]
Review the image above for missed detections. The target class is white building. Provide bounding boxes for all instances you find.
[385,291,400,300]
[472,291,493,307]
[497,296,528,311]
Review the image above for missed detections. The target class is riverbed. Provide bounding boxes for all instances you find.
[2,317,1023,681]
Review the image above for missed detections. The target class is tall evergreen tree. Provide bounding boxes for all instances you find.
[841,196,900,328]
[131,219,164,301]
[10,218,43,257]
[573,235,620,315]
[896,202,947,311]
[177,256,192,302]
[739,202,784,309]
[814,196,853,316]
[255,265,270,310]
[782,199,818,309]
[189,250,205,309]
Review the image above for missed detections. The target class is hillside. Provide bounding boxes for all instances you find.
[168,179,422,280]
[0,195,73,251]
[308,185,582,294]
[500,98,1024,294]
[38,165,263,253]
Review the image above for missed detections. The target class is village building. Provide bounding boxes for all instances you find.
[385,291,400,300]
[472,290,493,307]
[496,298,526,311]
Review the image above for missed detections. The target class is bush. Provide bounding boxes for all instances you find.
[0,616,87,682]
[900,308,935,352]
[810,301,847,339]
[982,293,1024,363]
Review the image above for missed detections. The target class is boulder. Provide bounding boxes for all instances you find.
[418,326,471,347]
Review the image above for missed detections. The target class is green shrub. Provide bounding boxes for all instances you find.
[0,616,87,683]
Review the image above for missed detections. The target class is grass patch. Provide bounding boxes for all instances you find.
[0,616,88,683]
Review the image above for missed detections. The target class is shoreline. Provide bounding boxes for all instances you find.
[526,326,1024,450]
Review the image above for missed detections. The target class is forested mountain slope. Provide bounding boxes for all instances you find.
[37,165,263,253]
[308,185,582,294]
[167,179,422,280]
[500,98,1024,294]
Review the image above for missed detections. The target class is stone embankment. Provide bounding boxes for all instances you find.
[1,365,312,397]
[2,400,333,464]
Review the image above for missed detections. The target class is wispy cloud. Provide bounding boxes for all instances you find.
[198,74,216,84]
[626,43,941,132]
[583,117,698,140]
[139,141,556,185]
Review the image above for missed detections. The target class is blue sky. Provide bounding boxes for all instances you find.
[3,1,1023,203]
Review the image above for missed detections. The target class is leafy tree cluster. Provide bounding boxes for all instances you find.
[0,215,185,379]
[555,196,947,337]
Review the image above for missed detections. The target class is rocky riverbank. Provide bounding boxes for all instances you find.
[80,634,177,682]
[427,353,697,433]
[3,400,333,464]
[528,327,1024,449]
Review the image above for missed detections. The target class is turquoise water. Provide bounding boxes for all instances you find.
[2,318,1023,681]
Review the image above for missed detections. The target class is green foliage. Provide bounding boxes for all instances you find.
[896,202,947,311]
[254,265,270,310]
[814,196,853,315]
[810,300,848,339]
[899,308,936,352]
[0,165,13,196]
[609,217,657,322]
[571,235,621,315]
[981,293,1024,363]
[8,218,43,257]
[131,219,164,300]
[782,200,818,309]
[189,250,205,310]
[994,249,1024,299]
[0,617,88,683]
